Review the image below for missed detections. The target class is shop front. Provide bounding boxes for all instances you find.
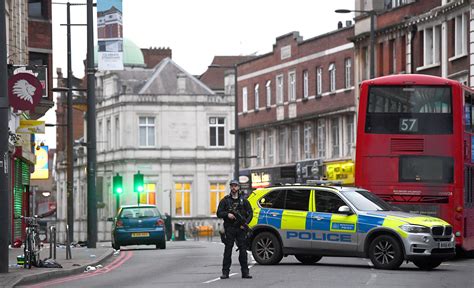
[249,165,296,190]
[324,160,355,186]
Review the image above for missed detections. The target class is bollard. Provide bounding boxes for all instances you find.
[66,225,72,260]
[49,226,57,259]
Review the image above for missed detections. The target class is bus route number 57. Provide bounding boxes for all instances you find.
[399,118,418,132]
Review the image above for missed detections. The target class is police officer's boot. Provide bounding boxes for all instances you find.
[242,273,252,279]
[220,271,229,279]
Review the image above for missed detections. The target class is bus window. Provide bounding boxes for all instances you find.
[464,92,473,132]
[366,86,452,134]
[399,156,454,183]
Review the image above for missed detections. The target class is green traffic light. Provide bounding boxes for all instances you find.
[137,186,143,192]
[113,173,123,195]
[134,171,144,193]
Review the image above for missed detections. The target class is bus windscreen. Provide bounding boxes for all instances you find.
[366,86,452,134]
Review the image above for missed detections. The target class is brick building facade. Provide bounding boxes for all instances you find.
[236,27,356,188]
[353,0,472,87]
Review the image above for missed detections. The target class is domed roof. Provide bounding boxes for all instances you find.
[95,38,145,67]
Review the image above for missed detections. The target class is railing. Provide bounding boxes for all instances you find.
[192,225,214,241]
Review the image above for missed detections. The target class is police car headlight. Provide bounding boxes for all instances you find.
[400,224,430,233]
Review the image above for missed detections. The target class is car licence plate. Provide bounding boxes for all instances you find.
[131,232,149,238]
[438,241,454,248]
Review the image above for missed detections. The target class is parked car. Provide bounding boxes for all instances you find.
[247,183,455,270]
[111,205,166,250]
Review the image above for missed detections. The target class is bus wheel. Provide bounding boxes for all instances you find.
[295,255,322,264]
[413,259,442,270]
[369,235,404,270]
[252,232,283,265]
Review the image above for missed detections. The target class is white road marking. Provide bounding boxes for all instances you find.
[366,273,377,285]
[203,273,238,284]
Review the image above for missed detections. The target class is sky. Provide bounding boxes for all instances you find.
[38,0,355,148]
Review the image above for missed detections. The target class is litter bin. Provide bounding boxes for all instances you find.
[174,222,185,241]
[164,214,172,241]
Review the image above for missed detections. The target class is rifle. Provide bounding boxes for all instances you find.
[228,208,253,251]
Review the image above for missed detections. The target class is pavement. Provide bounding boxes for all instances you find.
[0,242,114,288]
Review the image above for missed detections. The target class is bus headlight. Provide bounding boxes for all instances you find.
[400,224,431,233]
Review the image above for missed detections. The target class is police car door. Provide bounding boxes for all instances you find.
[310,189,358,252]
[281,188,312,249]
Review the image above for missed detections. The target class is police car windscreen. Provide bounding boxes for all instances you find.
[342,190,393,211]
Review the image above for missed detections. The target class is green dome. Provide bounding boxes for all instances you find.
[95,38,145,67]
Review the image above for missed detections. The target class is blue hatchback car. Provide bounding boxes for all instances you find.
[111,205,166,250]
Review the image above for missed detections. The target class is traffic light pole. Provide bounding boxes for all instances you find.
[116,194,120,213]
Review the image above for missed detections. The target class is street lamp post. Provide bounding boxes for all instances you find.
[0,0,10,274]
[335,9,376,79]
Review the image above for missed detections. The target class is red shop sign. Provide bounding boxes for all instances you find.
[8,73,43,111]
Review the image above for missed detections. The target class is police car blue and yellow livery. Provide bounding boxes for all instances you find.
[247,185,455,270]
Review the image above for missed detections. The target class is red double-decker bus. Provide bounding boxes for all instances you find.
[355,74,474,251]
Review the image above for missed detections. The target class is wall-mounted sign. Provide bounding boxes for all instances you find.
[8,73,43,111]
[326,160,355,185]
[17,120,45,134]
[31,146,49,180]
[251,172,271,188]
[9,65,48,99]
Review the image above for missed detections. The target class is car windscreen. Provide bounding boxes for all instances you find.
[341,190,394,211]
[120,207,161,219]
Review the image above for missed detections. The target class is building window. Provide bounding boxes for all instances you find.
[288,71,296,102]
[424,25,441,66]
[316,67,322,96]
[455,13,466,56]
[290,126,299,162]
[267,130,274,165]
[139,116,155,147]
[242,87,248,113]
[346,115,354,156]
[265,80,272,107]
[256,133,263,166]
[106,118,111,150]
[331,118,340,158]
[389,40,396,74]
[304,122,312,159]
[303,70,309,99]
[254,83,259,110]
[175,182,191,217]
[345,59,351,88]
[329,63,336,92]
[209,183,226,215]
[139,184,156,205]
[98,120,103,152]
[362,47,369,81]
[245,133,251,167]
[317,119,326,158]
[115,116,120,149]
[209,117,225,147]
[279,128,287,164]
[276,75,284,104]
[28,0,47,18]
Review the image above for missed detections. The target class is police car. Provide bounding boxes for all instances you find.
[247,183,455,270]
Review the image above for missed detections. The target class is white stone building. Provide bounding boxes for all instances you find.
[56,43,235,242]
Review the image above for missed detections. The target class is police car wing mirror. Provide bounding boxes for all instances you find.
[338,206,353,215]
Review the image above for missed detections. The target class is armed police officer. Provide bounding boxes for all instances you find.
[217,180,253,279]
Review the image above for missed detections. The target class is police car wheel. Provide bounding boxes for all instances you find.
[368,235,404,270]
[412,259,442,270]
[252,232,283,265]
[295,255,322,264]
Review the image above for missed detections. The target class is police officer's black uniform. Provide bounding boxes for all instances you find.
[216,181,253,279]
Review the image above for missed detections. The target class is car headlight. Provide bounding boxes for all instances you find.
[399,224,430,233]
